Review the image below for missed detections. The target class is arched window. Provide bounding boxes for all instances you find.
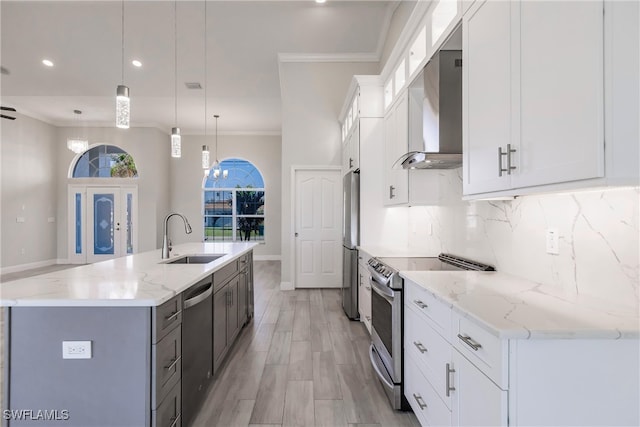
[203,158,265,242]
[72,145,138,178]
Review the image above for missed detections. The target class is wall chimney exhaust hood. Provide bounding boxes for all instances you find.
[396,29,463,170]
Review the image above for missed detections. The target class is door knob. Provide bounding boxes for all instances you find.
[295,232,299,237]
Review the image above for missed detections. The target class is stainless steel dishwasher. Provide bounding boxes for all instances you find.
[181,275,213,427]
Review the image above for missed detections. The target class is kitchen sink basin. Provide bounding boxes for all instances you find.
[164,254,224,264]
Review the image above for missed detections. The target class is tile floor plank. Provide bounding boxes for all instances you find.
[216,399,256,427]
[288,340,313,380]
[266,331,292,365]
[250,364,289,424]
[275,309,295,332]
[282,380,315,426]
[314,400,349,427]
[312,351,343,400]
[292,300,311,341]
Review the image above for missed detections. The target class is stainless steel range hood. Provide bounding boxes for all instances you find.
[396,32,463,170]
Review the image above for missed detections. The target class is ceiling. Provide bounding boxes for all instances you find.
[1,1,397,134]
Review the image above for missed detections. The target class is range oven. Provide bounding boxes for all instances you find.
[367,254,494,411]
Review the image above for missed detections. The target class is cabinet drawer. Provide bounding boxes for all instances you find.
[405,303,452,408]
[404,280,452,337]
[405,350,452,427]
[153,294,182,343]
[238,253,250,270]
[453,313,508,389]
[214,260,238,292]
[152,324,182,408]
[152,380,182,427]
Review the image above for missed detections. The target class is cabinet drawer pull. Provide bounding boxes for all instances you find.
[413,341,427,354]
[169,413,181,427]
[389,185,396,199]
[446,363,456,397]
[349,158,354,168]
[506,143,516,175]
[164,310,180,322]
[164,356,181,372]
[412,393,427,410]
[413,300,427,309]
[457,334,482,351]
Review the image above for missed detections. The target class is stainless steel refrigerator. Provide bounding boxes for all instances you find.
[342,170,359,319]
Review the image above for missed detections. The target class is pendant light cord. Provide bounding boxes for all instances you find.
[174,0,178,127]
[121,0,125,84]
[204,0,207,138]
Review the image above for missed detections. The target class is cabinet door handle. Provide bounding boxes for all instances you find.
[169,413,181,427]
[412,393,427,410]
[498,146,508,177]
[349,158,354,168]
[457,334,482,351]
[413,341,427,354]
[446,363,456,397]
[389,185,396,199]
[164,310,180,322]
[164,356,181,372]
[413,299,427,309]
[506,143,516,175]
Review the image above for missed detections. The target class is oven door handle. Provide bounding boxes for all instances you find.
[370,277,395,302]
[369,343,395,390]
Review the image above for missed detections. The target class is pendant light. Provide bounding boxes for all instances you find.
[67,109,89,154]
[170,0,181,158]
[116,0,130,129]
[211,114,228,180]
[201,0,209,172]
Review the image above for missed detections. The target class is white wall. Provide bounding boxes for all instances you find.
[279,61,379,287]
[379,1,417,70]
[1,113,58,268]
[169,134,281,259]
[56,127,171,259]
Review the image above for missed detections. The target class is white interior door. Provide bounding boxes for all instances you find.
[295,169,342,288]
[83,186,137,263]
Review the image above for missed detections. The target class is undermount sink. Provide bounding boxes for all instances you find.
[164,254,224,264]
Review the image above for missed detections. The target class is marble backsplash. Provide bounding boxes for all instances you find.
[388,170,639,309]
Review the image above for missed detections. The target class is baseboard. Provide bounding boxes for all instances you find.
[254,255,281,261]
[280,281,294,291]
[0,259,57,275]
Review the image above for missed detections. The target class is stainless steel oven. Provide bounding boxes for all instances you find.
[367,254,494,411]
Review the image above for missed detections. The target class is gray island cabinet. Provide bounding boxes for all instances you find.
[1,242,256,427]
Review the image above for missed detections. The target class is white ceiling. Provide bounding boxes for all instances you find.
[1,0,397,134]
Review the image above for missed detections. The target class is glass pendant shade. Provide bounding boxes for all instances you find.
[116,85,130,129]
[171,127,181,158]
[67,138,89,154]
[202,145,210,169]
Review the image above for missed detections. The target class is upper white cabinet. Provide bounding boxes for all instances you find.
[340,76,384,176]
[463,0,607,196]
[383,90,409,205]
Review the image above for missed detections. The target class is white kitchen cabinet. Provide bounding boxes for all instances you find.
[342,121,360,174]
[451,348,508,427]
[383,90,409,205]
[357,251,371,333]
[462,0,513,195]
[463,0,606,197]
[403,278,639,426]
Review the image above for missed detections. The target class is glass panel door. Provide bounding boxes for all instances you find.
[86,187,122,263]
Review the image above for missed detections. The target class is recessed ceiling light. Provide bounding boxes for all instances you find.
[315,0,326,3]
[132,60,142,68]
[42,59,54,67]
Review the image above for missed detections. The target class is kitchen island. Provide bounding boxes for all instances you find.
[1,242,257,427]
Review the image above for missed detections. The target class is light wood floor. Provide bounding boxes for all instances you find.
[192,261,420,427]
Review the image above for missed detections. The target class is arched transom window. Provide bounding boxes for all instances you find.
[72,145,138,178]
[203,158,265,242]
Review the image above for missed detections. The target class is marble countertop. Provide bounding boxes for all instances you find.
[0,242,258,307]
[400,271,639,340]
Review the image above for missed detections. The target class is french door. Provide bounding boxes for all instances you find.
[68,185,138,264]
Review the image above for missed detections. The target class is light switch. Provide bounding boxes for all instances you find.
[62,341,92,359]
[47,217,55,223]
[546,228,559,255]
[16,216,25,223]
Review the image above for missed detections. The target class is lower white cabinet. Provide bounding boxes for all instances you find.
[403,279,639,426]
[450,348,507,427]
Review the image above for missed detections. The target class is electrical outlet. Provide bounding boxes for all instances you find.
[16,216,25,223]
[546,228,559,255]
[62,341,92,359]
